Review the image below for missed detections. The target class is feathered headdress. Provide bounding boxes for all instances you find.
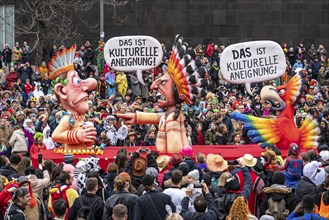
[48,45,76,80]
[167,35,208,105]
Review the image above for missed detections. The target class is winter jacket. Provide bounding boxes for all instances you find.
[181,193,218,220]
[29,142,46,155]
[260,185,297,216]
[4,202,26,220]
[216,167,252,220]
[18,67,33,84]
[2,48,12,63]
[103,190,138,220]
[0,125,12,148]
[9,129,28,153]
[134,189,176,220]
[0,165,18,181]
[204,129,217,145]
[294,176,318,203]
[68,193,104,220]
[28,171,50,200]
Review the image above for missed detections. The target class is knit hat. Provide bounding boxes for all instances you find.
[302,195,315,209]
[188,170,199,181]
[118,172,131,183]
[318,144,329,153]
[10,154,21,165]
[177,162,190,176]
[64,154,74,165]
[181,146,193,158]
[271,172,285,185]
[171,153,183,166]
[259,215,275,220]
[146,167,158,178]
[17,176,30,187]
[142,174,154,186]
[224,177,240,191]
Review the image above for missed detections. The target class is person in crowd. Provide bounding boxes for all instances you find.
[116,71,128,97]
[181,181,218,220]
[4,187,30,220]
[48,171,79,216]
[227,196,257,220]
[68,177,104,220]
[103,175,138,220]
[276,143,303,188]
[53,198,68,220]
[16,176,43,220]
[112,204,128,220]
[163,170,185,206]
[260,172,297,218]
[30,132,46,155]
[0,154,21,181]
[313,176,329,218]
[287,195,327,220]
[134,174,176,220]
[2,43,12,68]
[9,125,28,155]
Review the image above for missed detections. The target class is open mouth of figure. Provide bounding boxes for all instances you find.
[156,92,166,102]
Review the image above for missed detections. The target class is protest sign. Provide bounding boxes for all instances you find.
[220,40,286,95]
[104,35,163,84]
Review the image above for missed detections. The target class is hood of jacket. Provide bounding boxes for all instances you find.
[263,185,292,201]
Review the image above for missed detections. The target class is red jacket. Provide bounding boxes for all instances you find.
[30,142,46,155]
[0,182,17,214]
[236,168,263,215]
[24,83,34,94]
[206,44,214,57]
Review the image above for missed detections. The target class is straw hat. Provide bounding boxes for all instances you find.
[1,90,12,97]
[240,154,257,167]
[261,149,278,164]
[156,155,171,172]
[206,154,228,172]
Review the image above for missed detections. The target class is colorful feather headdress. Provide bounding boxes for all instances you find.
[167,35,209,105]
[48,45,76,80]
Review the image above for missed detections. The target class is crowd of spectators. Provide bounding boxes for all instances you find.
[0,39,328,219]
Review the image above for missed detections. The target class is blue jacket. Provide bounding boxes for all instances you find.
[287,211,327,220]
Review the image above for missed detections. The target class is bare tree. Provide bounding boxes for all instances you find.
[103,0,129,25]
[14,0,101,64]
[14,0,132,65]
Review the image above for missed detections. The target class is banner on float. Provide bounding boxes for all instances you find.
[220,40,286,95]
[104,35,163,72]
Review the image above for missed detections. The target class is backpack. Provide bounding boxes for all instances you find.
[76,197,100,220]
[265,197,289,220]
[4,203,26,220]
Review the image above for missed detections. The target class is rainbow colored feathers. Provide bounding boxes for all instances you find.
[231,71,320,150]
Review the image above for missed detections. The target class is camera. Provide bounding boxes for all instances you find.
[228,160,239,166]
[140,148,148,153]
[193,182,202,188]
[38,154,43,164]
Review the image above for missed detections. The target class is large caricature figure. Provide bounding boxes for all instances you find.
[231,70,320,150]
[49,45,97,151]
[118,35,208,153]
